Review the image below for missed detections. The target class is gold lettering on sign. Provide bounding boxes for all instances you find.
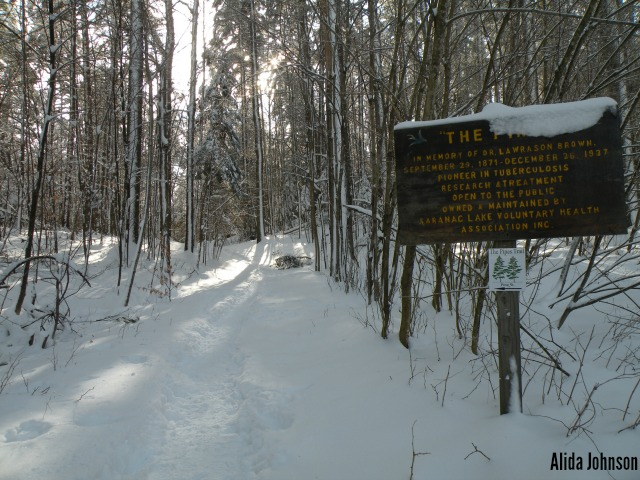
[460,223,529,233]
[443,129,484,144]
[559,207,600,216]
[399,123,611,239]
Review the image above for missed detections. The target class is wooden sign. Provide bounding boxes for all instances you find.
[394,99,629,245]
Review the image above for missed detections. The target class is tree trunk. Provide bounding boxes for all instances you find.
[248,0,265,243]
[80,0,97,270]
[366,0,383,304]
[15,0,58,315]
[399,245,416,348]
[158,0,175,291]
[126,0,144,252]
[185,0,199,252]
[297,0,320,270]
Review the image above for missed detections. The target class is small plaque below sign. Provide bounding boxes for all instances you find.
[489,248,526,291]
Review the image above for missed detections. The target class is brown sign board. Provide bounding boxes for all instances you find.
[394,99,629,245]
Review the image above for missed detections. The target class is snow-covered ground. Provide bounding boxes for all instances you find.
[1,235,639,479]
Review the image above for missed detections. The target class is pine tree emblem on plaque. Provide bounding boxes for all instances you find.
[489,248,525,291]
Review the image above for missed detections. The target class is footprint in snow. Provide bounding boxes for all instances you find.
[4,420,53,442]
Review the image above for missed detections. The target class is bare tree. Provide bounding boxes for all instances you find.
[185,0,200,252]
[15,0,60,315]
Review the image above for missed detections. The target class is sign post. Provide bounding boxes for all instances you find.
[394,98,629,414]
[492,240,522,414]
[489,244,525,413]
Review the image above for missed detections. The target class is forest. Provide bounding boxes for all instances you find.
[1,0,640,357]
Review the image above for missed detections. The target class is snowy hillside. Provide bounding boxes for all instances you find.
[1,235,639,480]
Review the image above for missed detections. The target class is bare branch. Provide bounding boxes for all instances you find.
[448,8,640,28]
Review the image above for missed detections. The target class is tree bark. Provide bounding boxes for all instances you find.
[159,0,175,289]
[15,0,58,315]
[248,0,265,243]
[125,0,144,252]
[185,0,199,252]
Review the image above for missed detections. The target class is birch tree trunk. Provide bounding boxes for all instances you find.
[15,0,29,235]
[320,0,347,282]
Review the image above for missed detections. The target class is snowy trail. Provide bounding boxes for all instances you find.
[140,239,341,479]
[145,242,272,479]
[126,238,403,480]
[148,269,257,478]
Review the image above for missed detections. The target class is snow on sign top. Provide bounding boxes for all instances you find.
[395,97,618,137]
